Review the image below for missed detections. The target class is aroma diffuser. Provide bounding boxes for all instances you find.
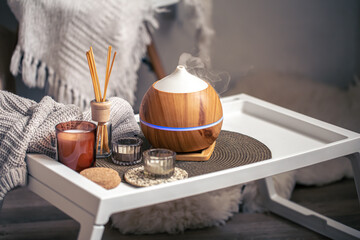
[139,65,223,153]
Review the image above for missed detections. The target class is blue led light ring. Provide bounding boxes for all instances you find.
[140,116,223,132]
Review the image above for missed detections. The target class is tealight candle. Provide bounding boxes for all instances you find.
[143,148,176,179]
[111,137,143,165]
[55,121,97,172]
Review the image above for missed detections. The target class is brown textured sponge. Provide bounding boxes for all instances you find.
[80,167,121,189]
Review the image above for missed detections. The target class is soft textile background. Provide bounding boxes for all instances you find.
[8,0,157,110]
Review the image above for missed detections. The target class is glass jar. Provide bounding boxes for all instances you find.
[111,137,143,165]
[55,121,97,172]
[90,100,112,158]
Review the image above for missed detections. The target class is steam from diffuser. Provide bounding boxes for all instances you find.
[178,53,230,94]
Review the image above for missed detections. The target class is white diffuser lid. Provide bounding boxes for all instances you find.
[154,65,208,93]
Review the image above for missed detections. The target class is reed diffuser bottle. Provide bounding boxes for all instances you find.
[86,45,117,158]
[91,100,112,158]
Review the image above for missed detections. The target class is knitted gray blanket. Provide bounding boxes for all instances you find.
[7,0,214,111]
[0,90,140,206]
[8,0,157,110]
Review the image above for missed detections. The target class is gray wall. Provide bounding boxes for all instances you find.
[0,1,17,32]
[212,0,359,88]
[151,0,359,87]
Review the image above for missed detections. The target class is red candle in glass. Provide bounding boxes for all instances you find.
[55,121,97,172]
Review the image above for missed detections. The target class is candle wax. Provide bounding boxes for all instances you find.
[57,129,95,172]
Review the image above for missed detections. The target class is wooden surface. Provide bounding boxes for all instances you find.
[146,41,166,80]
[1,178,359,240]
[139,85,223,152]
[90,100,111,123]
[140,84,222,128]
[176,141,216,161]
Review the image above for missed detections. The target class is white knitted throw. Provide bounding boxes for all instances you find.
[8,0,157,110]
[0,90,140,205]
[7,0,214,110]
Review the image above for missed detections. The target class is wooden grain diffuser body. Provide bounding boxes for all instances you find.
[139,65,223,152]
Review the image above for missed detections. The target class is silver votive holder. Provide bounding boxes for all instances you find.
[111,137,143,165]
[143,148,176,179]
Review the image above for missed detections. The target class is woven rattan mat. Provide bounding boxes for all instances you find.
[96,130,272,179]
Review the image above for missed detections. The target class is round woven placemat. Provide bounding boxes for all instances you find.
[96,130,271,180]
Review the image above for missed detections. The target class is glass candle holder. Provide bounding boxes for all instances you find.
[112,137,143,165]
[96,121,112,158]
[91,100,112,158]
[55,121,97,172]
[143,148,176,179]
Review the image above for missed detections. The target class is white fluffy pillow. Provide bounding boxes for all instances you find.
[111,186,242,234]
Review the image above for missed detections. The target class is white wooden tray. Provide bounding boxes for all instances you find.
[26,94,360,240]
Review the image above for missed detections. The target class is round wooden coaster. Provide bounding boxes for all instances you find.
[124,166,188,187]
